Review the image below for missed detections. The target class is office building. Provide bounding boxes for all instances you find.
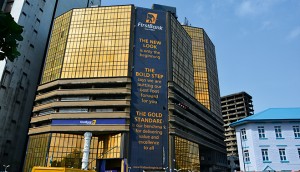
[0,1,100,172]
[23,5,226,172]
[231,108,300,171]
[183,26,222,118]
[221,92,254,171]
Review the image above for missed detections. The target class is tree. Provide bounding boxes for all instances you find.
[51,149,83,169]
[0,11,23,62]
[62,149,83,168]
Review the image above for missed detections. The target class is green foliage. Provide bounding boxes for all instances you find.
[51,149,83,169]
[0,11,23,61]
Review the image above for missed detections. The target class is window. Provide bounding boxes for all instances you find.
[4,0,14,12]
[96,108,113,112]
[244,150,250,162]
[1,70,11,88]
[59,108,88,113]
[261,149,269,161]
[275,126,282,138]
[40,98,55,104]
[22,11,27,16]
[25,59,31,69]
[241,128,247,140]
[258,126,265,139]
[293,126,300,138]
[279,149,287,161]
[298,148,300,159]
[39,109,55,116]
[20,72,27,89]
[60,96,89,101]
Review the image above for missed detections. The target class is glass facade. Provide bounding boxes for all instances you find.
[183,26,221,116]
[47,133,95,168]
[41,6,132,84]
[26,5,226,172]
[171,16,194,96]
[24,133,122,172]
[98,133,121,159]
[175,136,200,172]
[42,11,72,83]
[23,134,50,172]
[203,29,221,116]
[182,26,209,109]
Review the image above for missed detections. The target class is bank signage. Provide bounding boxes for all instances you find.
[129,8,168,171]
[52,119,126,125]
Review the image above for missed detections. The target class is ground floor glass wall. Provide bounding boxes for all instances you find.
[175,136,200,172]
[46,133,97,168]
[23,133,122,172]
[98,133,121,159]
[23,133,50,172]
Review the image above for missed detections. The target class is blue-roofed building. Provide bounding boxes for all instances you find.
[230,108,300,172]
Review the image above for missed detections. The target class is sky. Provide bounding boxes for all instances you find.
[101,0,300,113]
[1,0,299,113]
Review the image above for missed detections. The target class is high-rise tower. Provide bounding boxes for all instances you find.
[182,26,222,118]
[221,92,254,171]
[24,5,227,172]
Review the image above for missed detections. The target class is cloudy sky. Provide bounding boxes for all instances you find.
[103,0,300,113]
[1,0,299,113]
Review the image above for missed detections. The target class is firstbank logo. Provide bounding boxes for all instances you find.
[79,120,96,125]
[137,11,163,31]
[146,13,158,24]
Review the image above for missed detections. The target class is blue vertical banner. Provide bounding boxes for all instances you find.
[129,7,168,171]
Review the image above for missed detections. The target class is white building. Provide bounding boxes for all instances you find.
[231,108,300,172]
[0,1,100,171]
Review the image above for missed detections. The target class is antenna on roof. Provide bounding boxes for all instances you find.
[89,0,101,7]
[183,17,191,26]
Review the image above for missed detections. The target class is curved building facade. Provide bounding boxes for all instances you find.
[24,5,226,172]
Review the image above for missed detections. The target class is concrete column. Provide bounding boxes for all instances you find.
[82,132,92,170]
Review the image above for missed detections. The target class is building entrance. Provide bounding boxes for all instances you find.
[96,159,122,172]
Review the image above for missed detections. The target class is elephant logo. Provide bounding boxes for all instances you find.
[146,13,158,24]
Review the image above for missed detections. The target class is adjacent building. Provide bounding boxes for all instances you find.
[182,26,222,118]
[221,92,254,171]
[0,1,100,171]
[231,108,300,171]
[23,4,227,172]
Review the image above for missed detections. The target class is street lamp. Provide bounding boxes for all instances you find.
[3,165,10,172]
